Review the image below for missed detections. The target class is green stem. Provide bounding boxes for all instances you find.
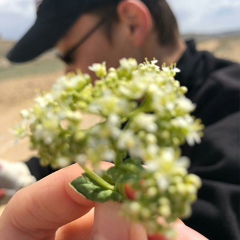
[126,96,150,124]
[80,164,115,191]
[114,149,122,167]
[115,182,127,200]
[113,148,127,199]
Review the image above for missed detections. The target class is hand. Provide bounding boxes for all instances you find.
[0,163,207,240]
[92,202,208,240]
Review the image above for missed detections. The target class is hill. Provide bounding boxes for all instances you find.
[183,31,240,63]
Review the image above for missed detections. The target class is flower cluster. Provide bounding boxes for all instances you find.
[15,58,203,237]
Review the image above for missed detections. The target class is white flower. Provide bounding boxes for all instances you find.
[107,114,121,126]
[89,62,107,78]
[75,154,87,165]
[166,102,175,111]
[177,97,195,113]
[147,83,159,95]
[20,109,29,119]
[119,58,137,70]
[186,131,201,146]
[142,144,159,162]
[118,81,146,99]
[129,201,141,215]
[132,113,157,133]
[56,157,70,168]
[145,159,160,172]
[102,149,116,162]
[145,134,157,144]
[34,96,47,108]
[33,124,55,144]
[156,175,169,191]
[172,67,180,73]
[171,116,191,128]
[161,148,175,162]
[151,59,158,65]
[65,111,82,122]
[63,76,80,90]
[176,156,190,169]
[89,95,133,116]
[118,130,136,150]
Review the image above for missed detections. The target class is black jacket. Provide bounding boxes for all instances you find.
[177,40,240,240]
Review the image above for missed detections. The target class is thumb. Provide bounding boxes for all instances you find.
[0,164,94,240]
[174,220,208,240]
[91,201,148,240]
[91,201,130,240]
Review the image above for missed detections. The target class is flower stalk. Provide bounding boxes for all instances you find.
[15,58,204,238]
[80,164,114,191]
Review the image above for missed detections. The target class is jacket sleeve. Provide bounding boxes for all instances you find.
[184,112,240,240]
[25,156,58,181]
[183,63,240,240]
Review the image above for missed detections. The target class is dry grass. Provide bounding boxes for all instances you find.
[197,36,240,63]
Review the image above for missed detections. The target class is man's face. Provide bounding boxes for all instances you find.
[56,13,141,82]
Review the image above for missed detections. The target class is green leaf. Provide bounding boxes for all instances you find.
[107,158,142,184]
[101,171,115,185]
[70,173,122,203]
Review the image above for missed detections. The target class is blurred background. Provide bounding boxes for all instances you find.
[0,0,239,162]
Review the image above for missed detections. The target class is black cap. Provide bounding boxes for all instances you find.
[7,0,120,63]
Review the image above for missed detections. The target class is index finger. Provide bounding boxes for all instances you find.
[0,163,98,240]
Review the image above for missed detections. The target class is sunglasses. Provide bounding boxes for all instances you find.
[56,14,111,65]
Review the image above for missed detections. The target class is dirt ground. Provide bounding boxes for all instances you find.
[0,71,104,163]
[0,72,62,162]
[0,73,63,214]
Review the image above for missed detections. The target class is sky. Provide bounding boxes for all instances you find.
[0,0,240,41]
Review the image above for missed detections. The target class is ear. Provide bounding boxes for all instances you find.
[117,0,153,47]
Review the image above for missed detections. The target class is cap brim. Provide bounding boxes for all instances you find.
[7,15,79,63]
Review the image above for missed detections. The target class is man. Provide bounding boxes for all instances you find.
[2,0,240,239]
